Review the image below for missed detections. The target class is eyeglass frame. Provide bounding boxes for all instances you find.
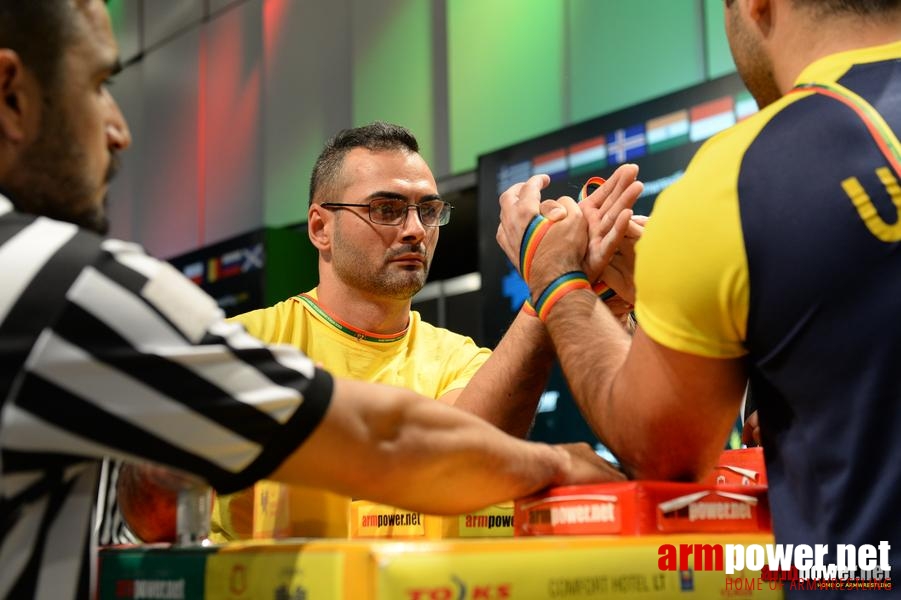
[319,196,454,227]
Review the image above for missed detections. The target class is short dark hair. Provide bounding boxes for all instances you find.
[0,0,77,91]
[791,0,901,15]
[309,121,420,206]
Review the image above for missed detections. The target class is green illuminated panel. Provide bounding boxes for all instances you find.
[568,0,705,123]
[448,0,565,173]
[352,0,435,166]
[705,0,737,78]
[108,0,124,32]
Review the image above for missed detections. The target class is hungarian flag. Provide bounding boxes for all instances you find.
[568,136,607,176]
[646,110,690,153]
[690,96,736,142]
[735,91,758,121]
[531,149,568,180]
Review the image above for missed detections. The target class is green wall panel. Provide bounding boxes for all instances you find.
[108,0,124,31]
[568,0,705,124]
[352,0,435,166]
[264,226,319,304]
[704,0,737,78]
[448,0,565,174]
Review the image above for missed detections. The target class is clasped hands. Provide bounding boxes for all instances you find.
[496,164,645,311]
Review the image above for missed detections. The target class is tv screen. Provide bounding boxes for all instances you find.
[477,72,754,450]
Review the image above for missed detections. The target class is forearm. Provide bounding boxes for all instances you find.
[451,310,555,437]
[541,289,646,474]
[542,291,628,409]
[544,290,742,481]
[271,379,573,514]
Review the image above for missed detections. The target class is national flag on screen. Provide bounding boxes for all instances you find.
[207,258,219,283]
[497,161,532,195]
[242,243,264,272]
[734,91,758,121]
[219,250,243,278]
[568,136,607,176]
[606,125,646,165]
[531,149,568,179]
[182,261,204,285]
[689,96,735,142]
[646,109,690,153]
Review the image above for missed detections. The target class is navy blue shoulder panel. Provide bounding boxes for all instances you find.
[739,66,900,368]
[736,57,901,553]
[839,58,901,127]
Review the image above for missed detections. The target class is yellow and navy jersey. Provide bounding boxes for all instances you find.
[637,40,901,562]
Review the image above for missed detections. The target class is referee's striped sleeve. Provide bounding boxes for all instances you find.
[2,219,333,493]
[2,202,336,599]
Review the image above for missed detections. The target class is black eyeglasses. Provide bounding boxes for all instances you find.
[320,198,453,227]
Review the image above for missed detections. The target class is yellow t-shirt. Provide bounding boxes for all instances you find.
[212,288,491,539]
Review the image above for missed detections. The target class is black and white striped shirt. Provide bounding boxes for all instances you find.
[0,194,333,599]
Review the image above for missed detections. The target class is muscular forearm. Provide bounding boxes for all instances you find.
[451,310,555,437]
[543,290,743,481]
[548,292,678,479]
[542,290,628,413]
[272,378,620,514]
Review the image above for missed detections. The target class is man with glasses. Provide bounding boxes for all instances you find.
[0,1,630,594]
[190,121,567,540]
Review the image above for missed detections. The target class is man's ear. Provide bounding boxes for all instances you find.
[746,0,774,33]
[0,49,37,144]
[307,203,331,251]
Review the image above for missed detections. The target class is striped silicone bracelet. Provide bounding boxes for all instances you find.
[521,300,538,316]
[519,214,553,284]
[533,271,592,322]
[522,280,614,318]
[592,281,617,301]
[578,176,606,203]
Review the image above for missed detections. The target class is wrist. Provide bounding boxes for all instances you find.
[531,271,592,322]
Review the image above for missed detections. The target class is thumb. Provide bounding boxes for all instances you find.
[539,200,567,222]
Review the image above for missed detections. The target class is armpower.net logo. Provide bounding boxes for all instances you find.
[658,541,893,592]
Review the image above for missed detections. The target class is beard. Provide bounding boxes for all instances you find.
[331,224,432,300]
[8,101,117,235]
[727,5,782,109]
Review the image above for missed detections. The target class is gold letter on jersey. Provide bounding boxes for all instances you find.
[841,167,901,242]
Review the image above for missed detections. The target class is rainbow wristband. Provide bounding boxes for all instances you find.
[532,271,592,322]
[578,176,606,203]
[521,300,538,317]
[519,214,553,284]
[523,279,614,318]
[592,281,617,302]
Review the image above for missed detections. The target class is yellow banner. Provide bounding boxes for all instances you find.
[375,536,783,599]
[205,550,344,599]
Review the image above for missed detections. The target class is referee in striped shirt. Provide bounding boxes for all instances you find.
[0,2,624,598]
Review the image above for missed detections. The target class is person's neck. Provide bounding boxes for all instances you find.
[773,12,901,95]
[313,279,412,335]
